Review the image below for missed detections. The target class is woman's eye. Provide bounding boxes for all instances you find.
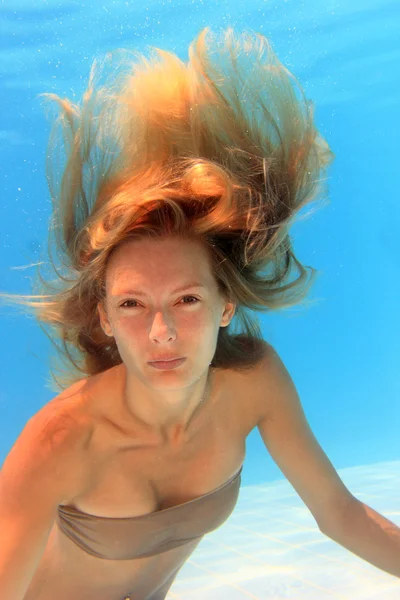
[120,296,199,309]
[120,299,139,308]
[181,295,199,305]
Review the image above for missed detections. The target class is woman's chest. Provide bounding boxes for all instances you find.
[68,366,255,519]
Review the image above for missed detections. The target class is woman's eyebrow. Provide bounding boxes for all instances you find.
[113,283,206,297]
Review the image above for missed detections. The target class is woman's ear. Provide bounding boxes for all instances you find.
[220,301,236,327]
[97,302,113,337]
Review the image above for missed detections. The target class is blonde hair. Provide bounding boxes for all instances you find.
[0,27,334,392]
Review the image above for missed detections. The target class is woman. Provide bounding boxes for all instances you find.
[1,26,397,600]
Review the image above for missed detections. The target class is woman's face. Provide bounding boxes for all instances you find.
[97,236,235,385]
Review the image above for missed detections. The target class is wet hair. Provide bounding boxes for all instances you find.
[0,27,334,392]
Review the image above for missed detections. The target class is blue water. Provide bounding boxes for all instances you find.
[1,1,399,597]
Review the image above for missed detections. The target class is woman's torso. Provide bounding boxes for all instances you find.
[22,361,267,600]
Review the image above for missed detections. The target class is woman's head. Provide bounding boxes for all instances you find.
[97,234,235,384]
[0,27,334,391]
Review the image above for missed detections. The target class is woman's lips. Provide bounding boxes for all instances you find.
[148,358,186,370]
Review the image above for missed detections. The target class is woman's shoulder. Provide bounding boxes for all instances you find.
[41,368,121,452]
[33,385,93,458]
[2,384,94,507]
